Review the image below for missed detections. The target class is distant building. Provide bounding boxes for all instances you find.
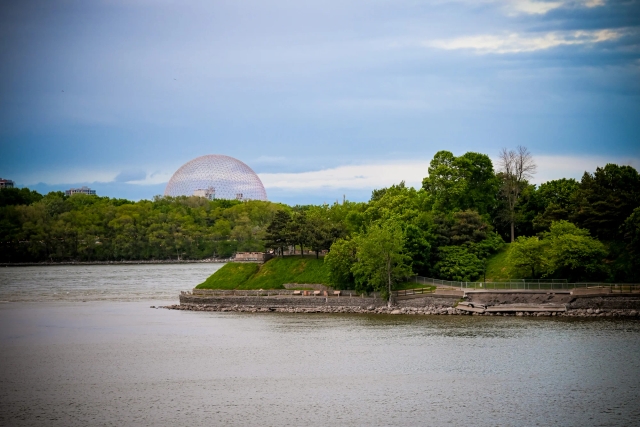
[65,186,96,196]
[235,193,243,201]
[0,178,14,189]
[193,186,215,200]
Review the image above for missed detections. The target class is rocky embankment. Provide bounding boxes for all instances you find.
[161,303,639,317]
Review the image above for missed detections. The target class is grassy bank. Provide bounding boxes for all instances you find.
[484,244,516,282]
[196,256,331,289]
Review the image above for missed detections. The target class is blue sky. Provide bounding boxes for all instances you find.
[1,0,639,205]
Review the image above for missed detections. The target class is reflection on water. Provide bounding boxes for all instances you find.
[0,265,639,426]
[0,264,222,302]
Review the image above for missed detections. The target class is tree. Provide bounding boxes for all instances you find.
[287,210,310,257]
[403,224,432,276]
[508,236,547,278]
[434,245,484,282]
[324,238,357,289]
[622,207,640,281]
[520,178,579,232]
[570,164,640,240]
[351,221,413,305]
[422,151,498,214]
[264,210,291,256]
[498,146,536,242]
[542,221,608,282]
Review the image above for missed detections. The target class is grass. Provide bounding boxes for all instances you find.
[484,244,518,282]
[396,282,437,291]
[195,256,332,290]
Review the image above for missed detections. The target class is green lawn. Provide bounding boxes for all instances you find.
[195,256,332,290]
[396,282,437,291]
[484,244,520,282]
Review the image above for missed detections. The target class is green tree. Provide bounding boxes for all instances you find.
[508,236,547,278]
[403,223,432,276]
[264,210,291,256]
[571,164,640,240]
[530,178,579,231]
[422,151,498,214]
[0,187,43,207]
[542,221,608,281]
[324,238,357,289]
[351,221,413,305]
[434,245,484,282]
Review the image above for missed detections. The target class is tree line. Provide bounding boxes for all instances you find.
[1,148,639,293]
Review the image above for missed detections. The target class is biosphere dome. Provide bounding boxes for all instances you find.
[164,155,267,201]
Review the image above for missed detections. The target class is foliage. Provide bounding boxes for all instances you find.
[196,257,331,289]
[3,151,638,283]
[508,236,547,278]
[434,245,484,282]
[351,221,413,299]
[570,164,640,240]
[422,151,497,214]
[324,238,357,289]
[0,194,283,263]
[541,221,608,281]
[506,221,608,281]
[0,187,44,207]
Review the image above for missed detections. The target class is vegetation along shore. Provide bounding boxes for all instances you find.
[2,148,639,301]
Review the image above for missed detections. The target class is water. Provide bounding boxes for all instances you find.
[0,264,223,302]
[1,265,639,426]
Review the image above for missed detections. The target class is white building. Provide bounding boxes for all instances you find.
[65,186,96,196]
[0,178,14,189]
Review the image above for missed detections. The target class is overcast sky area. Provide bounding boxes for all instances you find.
[1,0,639,205]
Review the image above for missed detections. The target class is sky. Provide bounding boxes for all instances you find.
[1,0,639,205]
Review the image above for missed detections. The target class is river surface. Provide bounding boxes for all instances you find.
[1,265,639,426]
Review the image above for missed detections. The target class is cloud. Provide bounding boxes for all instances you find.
[114,169,146,183]
[259,155,639,194]
[428,28,625,54]
[504,0,605,15]
[259,161,431,191]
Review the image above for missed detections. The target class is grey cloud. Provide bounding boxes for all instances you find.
[114,170,146,183]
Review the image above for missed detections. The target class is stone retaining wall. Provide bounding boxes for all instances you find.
[568,295,640,310]
[171,291,640,318]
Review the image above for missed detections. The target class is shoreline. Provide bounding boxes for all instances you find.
[0,259,230,267]
[173,290,640,318]
[163,303,640,318]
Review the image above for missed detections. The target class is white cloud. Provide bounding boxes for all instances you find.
[505,0,605,15]
[259,161,430,191]
[428,28,623,54]
[259,155,639,193]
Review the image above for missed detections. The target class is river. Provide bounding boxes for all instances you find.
[1,264,639,426]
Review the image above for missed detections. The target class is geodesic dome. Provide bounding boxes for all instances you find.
[164,155,267,201]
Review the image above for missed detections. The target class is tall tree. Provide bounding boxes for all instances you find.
[352,221,413,306]
[422,151,498,214]
[570,164,640,240]
[498,146,536,242]
[264,210,291,256]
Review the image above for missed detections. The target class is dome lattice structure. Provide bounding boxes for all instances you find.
[164,155,267,201]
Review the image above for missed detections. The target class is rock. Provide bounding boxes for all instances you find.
[390,309,402,315]
[587,308,594,314]
[150,306,155,309]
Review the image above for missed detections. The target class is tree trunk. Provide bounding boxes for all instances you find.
[387,257,393,308]
[510,221,515,243]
